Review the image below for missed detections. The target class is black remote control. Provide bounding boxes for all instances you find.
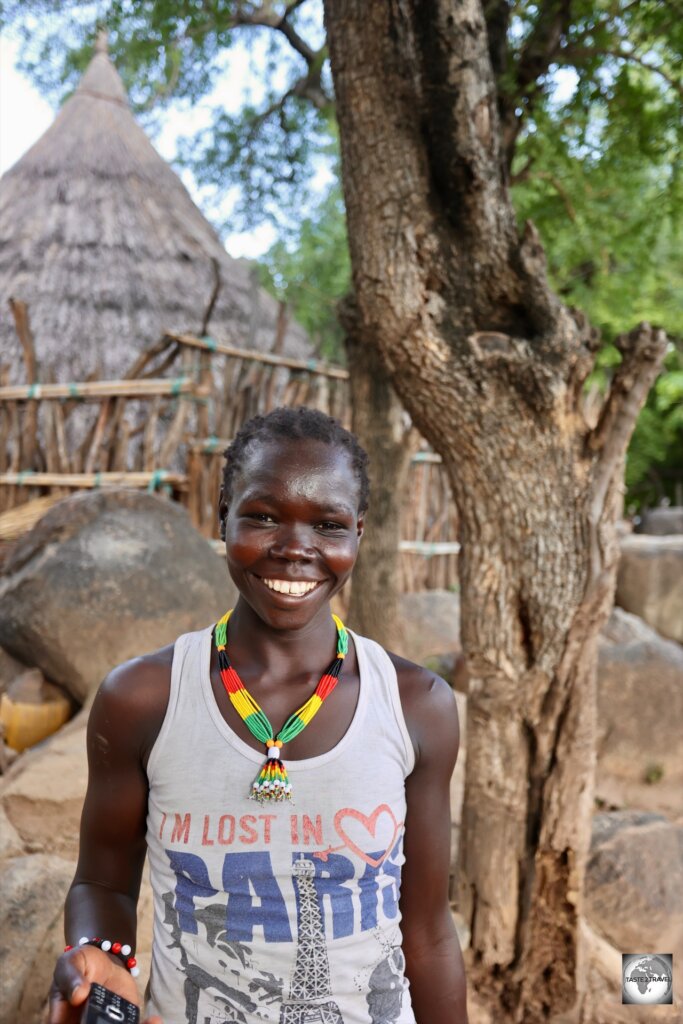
[81,983,140,1024]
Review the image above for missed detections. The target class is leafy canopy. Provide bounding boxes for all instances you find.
[3,0,682,503]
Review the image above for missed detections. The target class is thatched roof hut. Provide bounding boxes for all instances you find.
[0,35,309,385]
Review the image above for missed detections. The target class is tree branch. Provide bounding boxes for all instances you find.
[411,0,517,245]
[171,1,332,111]
[585,322,667,586]
[561,45,683,98]
[230,5,332,110]
[515,0,574,94]
[233,4,319,67]
[532,171,577,220]
[500,0,574,170]
[483,0,512,81]
[587,323,668,459]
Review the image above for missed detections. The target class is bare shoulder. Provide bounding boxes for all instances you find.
[386,650,460,767]
[89,643,175,767]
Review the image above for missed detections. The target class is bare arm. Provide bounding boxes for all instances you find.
[394,658,468,1024]
[49,649,172,1024]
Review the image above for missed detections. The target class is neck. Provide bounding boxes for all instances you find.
[225,598,340,676]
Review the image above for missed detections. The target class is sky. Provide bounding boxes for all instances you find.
[0,34,277,260]
[1,27,575,262]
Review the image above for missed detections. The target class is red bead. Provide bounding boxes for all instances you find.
[112,942,122,954]
[64,945,73,951]
[126,957,137,969]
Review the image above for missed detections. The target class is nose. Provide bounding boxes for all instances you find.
[269,523,314,561]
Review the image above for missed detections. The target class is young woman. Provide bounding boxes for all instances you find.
[49,407,467,1024]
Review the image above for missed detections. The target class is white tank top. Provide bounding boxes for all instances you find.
[145,625,417,1024]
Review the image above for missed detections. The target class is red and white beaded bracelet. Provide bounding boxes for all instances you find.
[63,936,140,977]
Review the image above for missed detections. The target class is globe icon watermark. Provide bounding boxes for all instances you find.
[622,953,673,1005]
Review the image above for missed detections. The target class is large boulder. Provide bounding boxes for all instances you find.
[616,534,683,643]
[0,646,29,696]
[585,811,683,964]
[641,506,683,536]
[0,716,155,1022]
[0,489,236,701]
[0,849,154,1024]
[596,609,683,808]
[1,712,88,857]
[0,853,74,1024]
[578,919,680,1024]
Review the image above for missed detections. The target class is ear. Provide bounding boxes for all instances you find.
[356,512,365,541]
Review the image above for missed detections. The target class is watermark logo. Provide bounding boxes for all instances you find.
[622,954,673,1005]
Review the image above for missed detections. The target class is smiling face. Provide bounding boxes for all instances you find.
[221,437,365,630]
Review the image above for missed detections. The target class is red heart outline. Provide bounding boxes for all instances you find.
[333,804,403,867]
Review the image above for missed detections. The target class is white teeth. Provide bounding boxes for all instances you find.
[262,578,318,596]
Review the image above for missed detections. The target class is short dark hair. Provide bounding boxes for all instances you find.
[221,407,370,515]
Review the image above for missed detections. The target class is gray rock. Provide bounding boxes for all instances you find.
[641,507,683,536]
[585,811,683,963]
[0,489,237,701]
[0,646,29,697]
[597,608,683,790]
[0,712,156,1014]
[0,803,24,858]
[0,712,88,858]
[0,853,74,1024]
[616,534,683,643]
[396,590,460,663]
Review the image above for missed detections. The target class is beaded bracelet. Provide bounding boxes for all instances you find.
[64,936,140,977]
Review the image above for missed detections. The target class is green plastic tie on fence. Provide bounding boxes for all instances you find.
[412,451,431,462]
[27,383,40,399]
[68,383,80,399]
[306,359,318,371]
[171,378,184,396]
[203,336,218,352]
[147,469,168,493]
[17,469,35,485]
[207,434,219,452]
[94,472,102,489]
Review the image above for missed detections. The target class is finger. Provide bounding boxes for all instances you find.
[55,947,140,1007]
[53,952,90,1007]
[76,949,141,1005]
[48,979,75,1024]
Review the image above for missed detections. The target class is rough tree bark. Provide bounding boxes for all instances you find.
[323,2,667,1021]
[341,296,416,650]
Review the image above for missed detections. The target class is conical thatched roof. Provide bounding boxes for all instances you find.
[0,36,309,384]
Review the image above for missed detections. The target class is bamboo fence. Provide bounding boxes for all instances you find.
[1,301,459,589]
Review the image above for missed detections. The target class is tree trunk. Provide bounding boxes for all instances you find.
[342,298,415,649]
[323,1,667,1020]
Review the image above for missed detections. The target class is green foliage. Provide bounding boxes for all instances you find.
[259,181,350,361]
[510,8,682,341]
[3,0,681,499]
[625,343,683,511]
[2,0,334,231]
[505,2,683,511]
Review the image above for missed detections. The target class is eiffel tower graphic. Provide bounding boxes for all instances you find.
[279,857,345,1024]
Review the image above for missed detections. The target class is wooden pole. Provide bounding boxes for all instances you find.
[0,471,188,490]
[8,299,39,470]
[0,378,204,401]
[165,331,349,380]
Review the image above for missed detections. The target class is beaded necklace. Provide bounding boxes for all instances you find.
[214,609,348,803]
